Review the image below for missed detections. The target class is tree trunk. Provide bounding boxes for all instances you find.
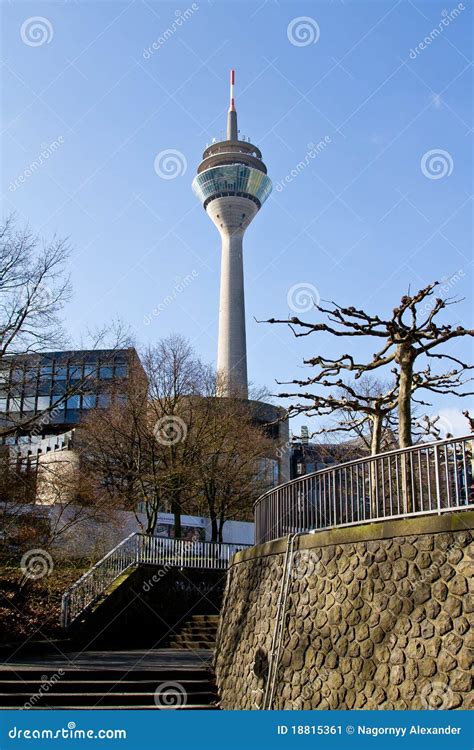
[369,414,383,518]
[370,413,383,456]
[397,344,415,513]
[217,513,225,543]
[171,499,181,539]
[397,345,414,449]
[210,508,218,542]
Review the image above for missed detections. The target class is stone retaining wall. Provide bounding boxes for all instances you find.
[215,513,473,710]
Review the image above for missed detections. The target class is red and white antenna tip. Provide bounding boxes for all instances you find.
[229,69,235,110]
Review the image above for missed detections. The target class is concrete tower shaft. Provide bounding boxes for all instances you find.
[207,196,259,395]
[192,70,272,397]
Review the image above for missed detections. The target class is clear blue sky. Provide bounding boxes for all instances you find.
[1,0,472,436]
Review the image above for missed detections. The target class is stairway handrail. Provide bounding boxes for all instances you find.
[65,531,139,594]
[61,535,252,628]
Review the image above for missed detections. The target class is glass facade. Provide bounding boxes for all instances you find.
[192,165,272,207]
[0,349,138,442]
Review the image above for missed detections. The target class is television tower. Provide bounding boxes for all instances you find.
[192,70,272,397]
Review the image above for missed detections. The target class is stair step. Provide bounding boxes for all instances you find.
[0,679,215,694]
[0,691,217,708]
[22,704,220,710]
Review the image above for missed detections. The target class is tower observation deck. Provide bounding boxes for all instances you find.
[192,70,272,397]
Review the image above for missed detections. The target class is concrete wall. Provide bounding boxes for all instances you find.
[215,513,473,710]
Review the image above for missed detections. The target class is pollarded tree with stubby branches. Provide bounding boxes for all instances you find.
[266,281,473,449]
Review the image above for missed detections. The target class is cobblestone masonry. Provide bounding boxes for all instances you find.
[215,514,473,710]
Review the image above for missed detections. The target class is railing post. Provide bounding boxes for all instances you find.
[434,444,442,515]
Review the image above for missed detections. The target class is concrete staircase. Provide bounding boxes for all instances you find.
[0,661,219,709]
[169,614,219,650]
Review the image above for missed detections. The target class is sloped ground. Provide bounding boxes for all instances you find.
[0,560,90,647]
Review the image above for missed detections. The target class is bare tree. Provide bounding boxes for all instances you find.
[0,215,71,360]
[266,282,473,448]
[78,336,208,538]
[191,386,274,541]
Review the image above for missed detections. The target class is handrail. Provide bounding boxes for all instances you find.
[255,434,474,544]
[61,534,251,629]
[65,532,138,595]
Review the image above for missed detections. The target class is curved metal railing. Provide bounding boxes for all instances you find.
[61,534,250,629]
[255,434,474,545]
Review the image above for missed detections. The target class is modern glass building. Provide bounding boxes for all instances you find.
[0,348,141,444]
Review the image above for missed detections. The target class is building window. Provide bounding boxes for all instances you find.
[99,366,113,379]
[69,366,82,380]
[66,395,81,409]
[0,398,6,412]
[114,365,128,378]
[22,397,36,412]
[82,394,96,409]
[54,366,68,380]
[97,393,111,408]
[8,397,21,412]
[37,396,50,411]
